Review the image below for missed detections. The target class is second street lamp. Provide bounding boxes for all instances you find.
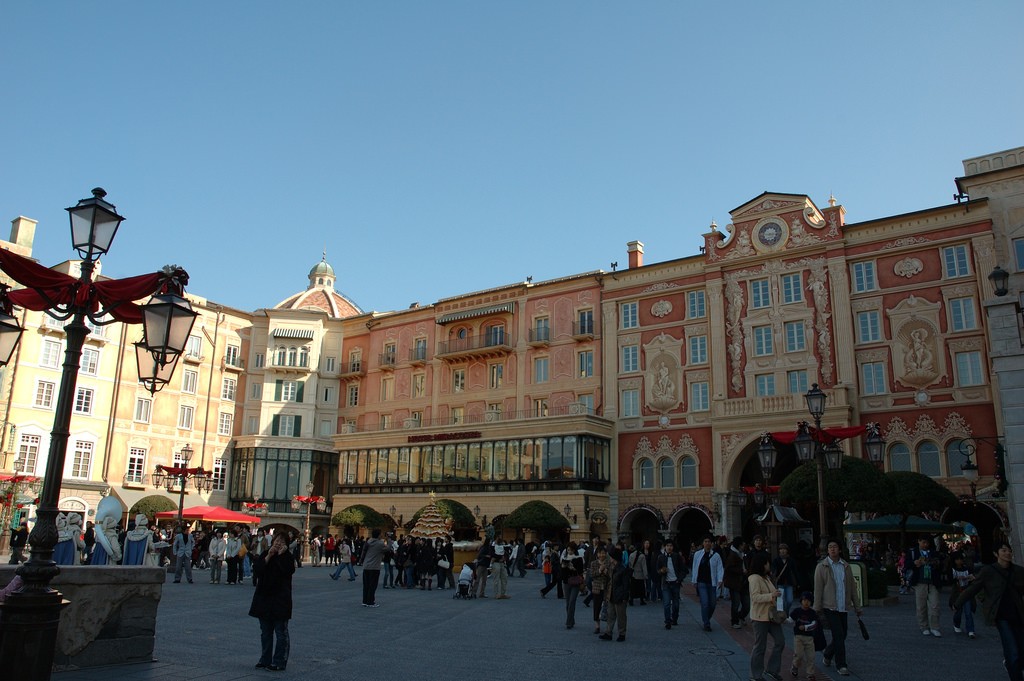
[291,481,327,564]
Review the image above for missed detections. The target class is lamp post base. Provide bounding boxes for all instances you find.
[0,587,68,680]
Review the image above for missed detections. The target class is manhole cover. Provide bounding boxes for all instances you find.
[529,648,574,657]
[688,647,734,657]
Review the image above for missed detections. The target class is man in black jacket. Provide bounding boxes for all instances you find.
[600,548,631,641]
[656,540,687,629]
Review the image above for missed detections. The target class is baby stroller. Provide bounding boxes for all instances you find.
[454,562,476,599]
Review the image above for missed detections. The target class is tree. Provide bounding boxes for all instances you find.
[409,498,475,529]
[503,500,570,531]
[128,495,177,522]
[331,504,386,532]
[779,456,889,511]
[778,455,890,540]
[877,471,959,549]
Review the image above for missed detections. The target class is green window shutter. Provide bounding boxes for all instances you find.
[274,380,282,401]
[297,381,305,403]
[293,415,302,437]
[271,415,280,436]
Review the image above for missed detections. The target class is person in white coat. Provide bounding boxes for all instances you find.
[209,532,228,584]
[691,535,725,631]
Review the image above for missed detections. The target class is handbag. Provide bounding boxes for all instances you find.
[857,616,870,640]
[437,558,451,570]
[568,575,585,587]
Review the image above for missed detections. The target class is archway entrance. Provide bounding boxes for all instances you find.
[618,505,663,547]
[942,501,1008,563]
[667,505,713,556]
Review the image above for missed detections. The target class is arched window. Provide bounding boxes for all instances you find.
[638,459,654,489]
[945,440,966,478]
[299,346,310,368]
[918,441,941,477]
[287,346,298,366]
[275,346,286,365]
[680,456,698,487]
[659,458,674,488]
[889,443,912,472]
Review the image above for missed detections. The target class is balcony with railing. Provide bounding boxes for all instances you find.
[436,331,513,361]
[572,320,596,341]
[338,402,601,435]
[379,352,398,371]
[409,347,429,366]
[123,471,148,488]
[222,354,245,372]
[527,327,551,347]
[338,360,365,380]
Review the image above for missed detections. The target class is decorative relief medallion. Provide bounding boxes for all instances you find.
[894,257,923,278]
[651,300,673,318]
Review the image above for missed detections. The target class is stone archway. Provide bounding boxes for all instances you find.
[942,501,1009,561]
[618,503,665,547]
[666,503,714,554]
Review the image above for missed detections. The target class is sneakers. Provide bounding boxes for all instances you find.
[366,603,380,608]
[968,632,977,639]
[922,629,931,636]
[953,626,962,633]
[790,666,798,678]
[837,667,850,676]
[823,656,833,667]
[930,629,942,637]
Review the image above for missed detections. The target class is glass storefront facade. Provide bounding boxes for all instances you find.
[340,434,610,492]
[230,446,337,513]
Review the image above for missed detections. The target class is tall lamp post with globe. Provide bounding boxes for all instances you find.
[0,189,198,681]
[291,481,327,563]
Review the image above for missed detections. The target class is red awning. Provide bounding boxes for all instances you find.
[154,505,261,524]
[769,424,867,446]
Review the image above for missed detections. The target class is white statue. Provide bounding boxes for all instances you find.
[91,496,124,565]
[123,513,155,566]
[54,512,86,565]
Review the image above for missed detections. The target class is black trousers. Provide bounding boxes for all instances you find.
[362,569,380,605]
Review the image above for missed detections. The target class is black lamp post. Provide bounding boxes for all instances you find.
[152,444,213,522]
[291,481,327,563]
[0,189,196,681]
[791,384,885,552]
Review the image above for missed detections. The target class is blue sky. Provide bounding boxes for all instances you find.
[3,2,1022,314]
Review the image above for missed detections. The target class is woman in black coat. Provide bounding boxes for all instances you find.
[249,534,296,672]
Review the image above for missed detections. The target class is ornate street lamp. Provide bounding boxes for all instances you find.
[0,189,194,681]
[244,494,269,517]
[798,383,883,551]
[864,422,885,467]
[292,481,328,563]
[153,444,213,522]
[989,265,1010,297]
[563,504,577,524]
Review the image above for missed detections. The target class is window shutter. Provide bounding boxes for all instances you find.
[274,380,282,401]
[271,415,280,436]
[297,381,305,403]
[293,415,302,437]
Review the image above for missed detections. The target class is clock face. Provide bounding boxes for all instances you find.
[757,221,784,247]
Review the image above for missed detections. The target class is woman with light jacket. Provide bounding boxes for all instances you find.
[748,555,785,681]
[226,530,243,585]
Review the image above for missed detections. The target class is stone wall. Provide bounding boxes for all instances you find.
[0,565,164,670]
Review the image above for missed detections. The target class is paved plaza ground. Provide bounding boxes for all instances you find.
[46,564,1005,681]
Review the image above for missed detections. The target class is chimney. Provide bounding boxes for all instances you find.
[10,216,37,251]
[627,241,644,269]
